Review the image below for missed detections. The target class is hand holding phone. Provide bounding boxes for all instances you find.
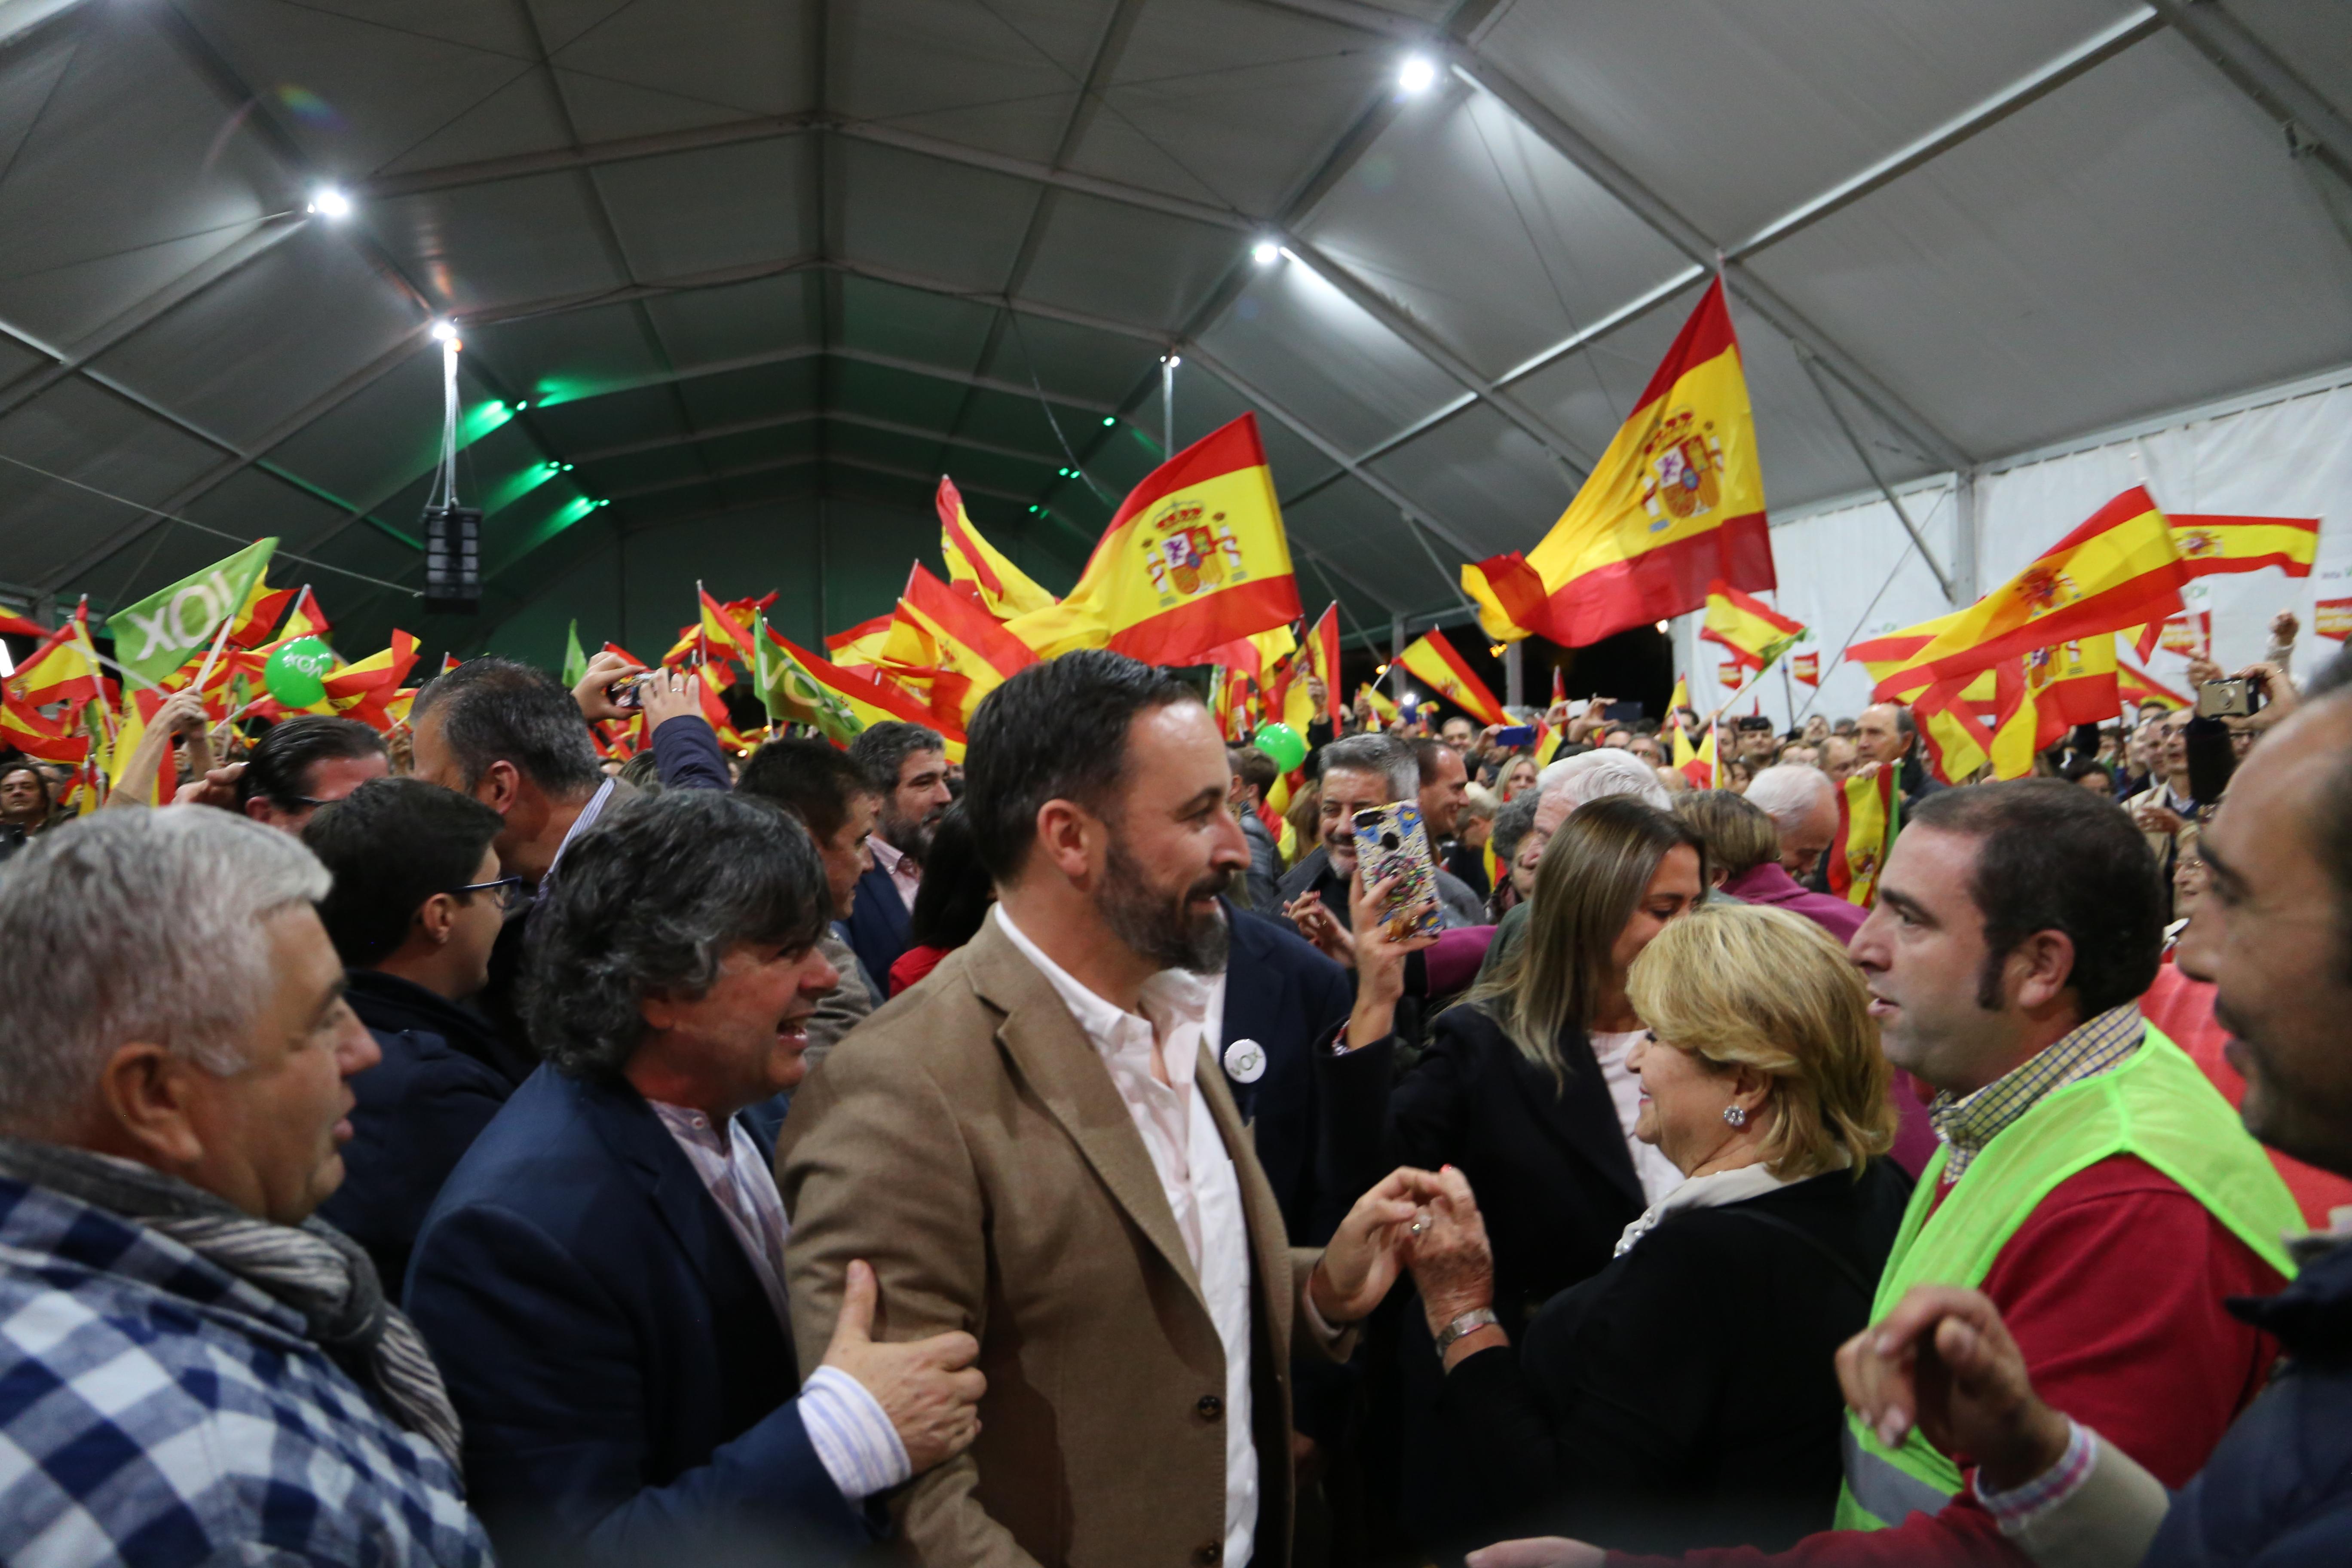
[1352,803,1444,943]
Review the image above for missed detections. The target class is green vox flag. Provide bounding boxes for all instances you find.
[109,538,278,692]
[562,619,588,689]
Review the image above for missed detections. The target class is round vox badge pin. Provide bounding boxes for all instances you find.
[1223,1038,1267,1085]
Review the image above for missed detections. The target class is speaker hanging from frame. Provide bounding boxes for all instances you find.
[421,505,481,614]
[418,321,481,615]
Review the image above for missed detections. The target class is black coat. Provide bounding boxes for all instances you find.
[2148,1239,2352,1567]
[1440,1160,1913,1553]
[406,1066,871,1568]
[316,970,518,1292]
[1323,1002,1648,1318]
[841,861,911,998]
[1219,903,1354,1246]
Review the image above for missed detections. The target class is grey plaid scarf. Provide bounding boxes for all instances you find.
[0,1136,463,1468]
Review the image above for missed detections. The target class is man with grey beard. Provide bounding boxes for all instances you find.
[778,650,1437,1568]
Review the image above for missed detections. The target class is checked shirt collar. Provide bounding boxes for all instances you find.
[1929,1002,2145,1185]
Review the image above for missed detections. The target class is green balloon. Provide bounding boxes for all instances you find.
[265,636,335,707]
[1253,721,1307,773]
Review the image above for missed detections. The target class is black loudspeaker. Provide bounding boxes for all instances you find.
[420,505,481,615]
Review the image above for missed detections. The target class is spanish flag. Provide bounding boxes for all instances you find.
[1667,677,1701,781]
[938,478,1057,619]
[698,584,754,664]
[225,579,295,649]
[898,562,1037,726]
[1283,603,1343,734]
[1986,635,2120,781]
[1462,279,1773,648]
[755,616,968,762]
[282,586,331,643]
[1701,581,1806,672]
[0,698,86,764]
[1535,719,1565,767]
[825,612,895,670]
[2317,597,2352,642]
[104,687,176,806]
[1003,414,1299,665]
[1791,652,1819,688]
[4,615,104,712]
[1868,487,2186,700]
[1828,767,1898,908]
[1357,682,1398,726]
[323,631,420,732]
[1397,631,1508,726]
[1851,612,1998,784]
[2168,514,2319,579]
[1678,724,1717,789]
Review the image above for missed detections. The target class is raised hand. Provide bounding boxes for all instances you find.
[1308,1167,1445,1325]
[573,649,645,722]
[1834,1285,2068,1492]
[638,668,706,735]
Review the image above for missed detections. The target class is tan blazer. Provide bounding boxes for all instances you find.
[777,916,1344,1568]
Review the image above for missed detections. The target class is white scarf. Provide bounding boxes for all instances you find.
[1611,1153,1844,1258]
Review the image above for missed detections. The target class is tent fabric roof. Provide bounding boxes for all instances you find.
[2,0,2349,655]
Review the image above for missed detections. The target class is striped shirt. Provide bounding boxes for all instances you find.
[1929,1003,2146,1185]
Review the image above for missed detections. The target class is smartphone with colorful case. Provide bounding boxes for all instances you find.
[1352,802,1444,941]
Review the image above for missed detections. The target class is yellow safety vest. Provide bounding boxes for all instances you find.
[1835,1025,2300,1530]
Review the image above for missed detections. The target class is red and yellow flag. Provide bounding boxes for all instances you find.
[1701,580,1805,672]
[1828,767,1898,908]
[2316,597,2352,642]
[4,616,103,712]
[825,612,895,670]
[1462,279,1773,648]
[1678,724,1717,789]
[898,563,1038,727]
[1791,652,1819,688]
[938,478,1056,619]
[282,587,331,644]
[0,698,86,764]
[1986,635,2121,780]
[2167,514,2319,579]
[1868,487,2186,700]
[698,585,754,663]
[1283,603,1343,734]
[1396,631,1507,727]
[755,619,968,762]
[323,631,420,732]
[104,687,176,807]
[1357,683,1398,726]
[1004,414,1298,665]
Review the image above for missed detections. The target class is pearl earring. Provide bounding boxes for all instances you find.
[1722,1104,1748,1127]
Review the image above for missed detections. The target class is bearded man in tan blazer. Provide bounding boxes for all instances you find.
[779,650,1431,1568]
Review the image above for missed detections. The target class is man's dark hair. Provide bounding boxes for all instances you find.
[303,778,503,967]
[410,657,601,797]
[849,721,944,794]
[524,791,830,1080]
[1908,780,2162,1014]
[1228,746,1277,797]
[963,650,1198,880]
[1409,736,1456,785]
[236,716,386,809]
[739,738,878,845]
[906,802,994,951]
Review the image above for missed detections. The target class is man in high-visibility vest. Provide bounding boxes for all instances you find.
[1474,777,2298,1568]
[1835,663,2352,1567]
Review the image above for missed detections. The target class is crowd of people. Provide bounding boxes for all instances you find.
[1,604,2349,1568]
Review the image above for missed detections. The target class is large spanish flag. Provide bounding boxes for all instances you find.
[1462,279,1773,647]
[938,478,1057,619]
[826,612,895,670]
[1397,631,1508,726]
[755,616,967,761]
[1868,487,2186,700]
[2168,514,2320,578]
[1700,580,1806,671]
[1003,414,1299,665]
[0,697,87,764]
[1986,635,2120,780]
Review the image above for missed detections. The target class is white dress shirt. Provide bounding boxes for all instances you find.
[991,904,1260,1568]
[648,1100,910,1501]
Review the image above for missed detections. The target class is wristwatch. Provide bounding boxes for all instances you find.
[1434,1307,1501,1356]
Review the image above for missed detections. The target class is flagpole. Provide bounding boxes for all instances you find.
[1777,659,1795,734]
[70,599,119,744]
[190,605,239,695]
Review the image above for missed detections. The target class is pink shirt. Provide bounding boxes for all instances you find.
[866,833,922,913]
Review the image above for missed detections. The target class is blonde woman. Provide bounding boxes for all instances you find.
[1407,904,1910,1556]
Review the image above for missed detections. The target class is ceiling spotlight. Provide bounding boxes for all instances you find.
[1654,620,1669,634]
[560,462,574,472]
[513,399,530,410]
[428,320,458,344]
[1101,416,1116,427]
[1398,54,1437,94]
[1251,240,1279,266]
[307,185,352,220]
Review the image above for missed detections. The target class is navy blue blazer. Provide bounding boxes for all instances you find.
[842,860,911,998]
[405,1065,871,1568]
[1218,902,1354,1246]
[316,970,515,1291]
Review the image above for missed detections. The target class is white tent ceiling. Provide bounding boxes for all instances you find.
[2,0,2349,658]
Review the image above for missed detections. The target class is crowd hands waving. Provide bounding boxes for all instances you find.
[1,602,2349,1568]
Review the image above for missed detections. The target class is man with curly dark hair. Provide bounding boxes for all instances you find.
[404,790,984,1568]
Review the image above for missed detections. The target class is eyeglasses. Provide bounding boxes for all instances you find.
[450,875,530,913]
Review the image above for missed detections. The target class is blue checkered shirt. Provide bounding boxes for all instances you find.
[1929,1002,2147,1184]
[0,1175,491,1567]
